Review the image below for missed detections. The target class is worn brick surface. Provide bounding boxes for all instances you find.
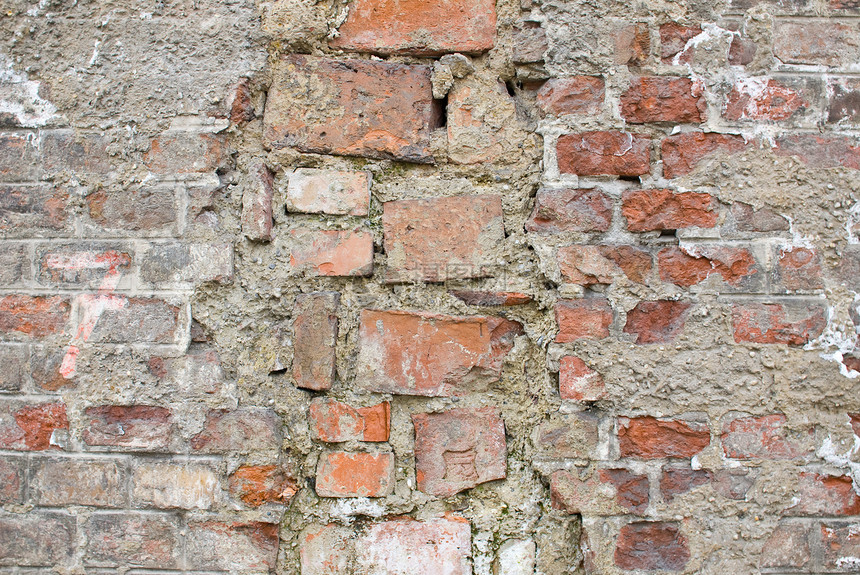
[557,131,650,176]
[84,513,181,568]
[131,461,221,510]
[191,408,281,453]
[620,76,705,123]
[555,298,613,342]
[537,77,605,116]
[661,132,747,178]
[287,168,370,216]
[288,229,374,277]
[526,188,613,234]
[309,398,390,442]
[618,416,711,459]
[82,405,173,450]
[292,292,339,391]
[622,190,718,231]
[33,457,126,507]
[315,451,395,497]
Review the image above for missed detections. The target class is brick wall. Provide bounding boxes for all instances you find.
[1,0,860,572]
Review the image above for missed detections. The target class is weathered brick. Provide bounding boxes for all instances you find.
[356,309,523,396]
[661,132,747,178]
[555,298,613,342]
[143,132,228,174]
[330,0,495,56]
[287,168,370,216]
[300,523,352,574]
[727,202,789,233]
[787,473,860,516]
[0,184,72,238]
[383,195,504,282]
[139,242,233,287]
[660,23,701,64]
[185,521,279,571]
[0,401,68,451]
[731,302,826,345]
[191,408,281,453]
[537,77,605,116]
[558,245,652,286]
[33,457,126,507]
[713,468,756,500]
[660,465,712,502]
[87,297,179,344]
[525,188,613,234]
[559,355,605,401]
[0,512,75,566]
[131,461,220,510]
[315,451,395,498]
[821,521,860,571]
[724,78,807,121]
[0,456,23,504]
[623,300,692,344]
[557,131,650,176]
[535,411,600,459]
[774,134,860,170]
[84,513,181,569]
[35,244,132,289]
[30,346,68,392]
[620,76,705,123]
[622,190,718,231]
[85,185,177,235]
[147,349,226,397]
[413,406,506,497]
[0,344,27,391]
[288,228,374,277]
[614,522,690,571]
[551,468,649,515]
[773,21,860,67]
[229,465,298,507]
[0,242,26,285]
[449,290,533,306]
[759,520,811,569]
[773,247,823,291]
[828,77,860,123]
[0,133,42,181]
[242,163,274,242]
[512,21,547,63]
[41,131,111,175]
[309,398,390,442]
[616,23,650,67]
[82,405,173,451]
[0,295,69,339]
[727,23,757,65]
[619,416,710,459]
[292,292,339,391]
[264,54,438,163]
[657,246,760,289]
[495,539,536,575]
[230,77,254,124]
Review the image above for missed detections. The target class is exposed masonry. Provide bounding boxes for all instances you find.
[2,0,860,573]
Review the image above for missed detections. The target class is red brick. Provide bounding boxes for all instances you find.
[264,54,438,163]
[330,0,495,56]
[827,77,860,123]
[821,522,860,571]
[0,456,23,504]
[87,297,179,344]
[316,451,395,498]
[787,473,860,516]
[413,407,506,497]
[229,465,298,507]
[537,77,605,116]
[731,302,826,345]
[620,76,705,123]
[83,405,173,451]
[383,195,504,282]
[241,163,274,242]
[759,521,811,569]
[551,468,648,515]
[555,298,613,343]
[536,411,600,459]
[724,78,807,121]
[0,401,68,451]
[525,188,613,234]
[657,246,759,288]
[557,131,650,176]
[293,292,339,391]
[622,189,718,231]
[356,309,522,396]
[309,398,390,442]
[623,300,692,344]
[774,134,860,170]
[721,414,804,460]
[619,416,710,459]
[84,513,180,569]
[774,247,823,291]
[600,469,650,514]
[42,131,111,175]
[85,185,177,235]
[0,295,70,339]
[661,132,747,178]
[449,290,533,306]
[185,521,279,571]
[773,21,860,67]
[616,23,650,67]
[851,413,860,436]
[615,522,690,571]
[191,408,281,453]
[287,168,370,216]
[559,356,605,401]
[131,461,220,510]
[727,25,757,66]
[33,457,126,507]
[143,132,228,174]
[35,244,131,289]
[558,246,617,286]
[728,202,789,233]
[713,468,756,500]
[660,23,701,64]
[660,465,712,502]
[0,132,42,181]
[289,229,374,277]
[0,184,72,237]
[0,512,75,566]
